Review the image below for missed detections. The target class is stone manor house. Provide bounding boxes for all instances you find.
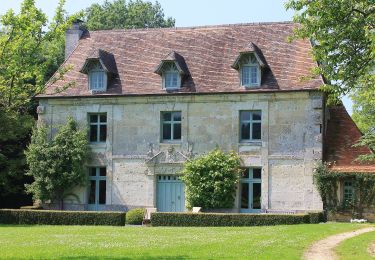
[37,21,374,212]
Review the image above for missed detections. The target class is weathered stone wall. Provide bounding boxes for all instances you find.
[38,91,324,212]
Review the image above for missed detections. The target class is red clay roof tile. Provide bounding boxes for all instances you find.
[41,22,323,97]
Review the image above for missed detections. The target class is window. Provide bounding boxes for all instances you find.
[88,167,106,210]
[89,113,107,142]
[240,54,260,87]
[343,180,354,207]
[240,168,262,212]
[240,111,261,141]
[163,63,180,89]
[161,111,181,141]
[88,63,107,91]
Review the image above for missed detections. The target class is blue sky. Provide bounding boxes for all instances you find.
[0,0,352,113]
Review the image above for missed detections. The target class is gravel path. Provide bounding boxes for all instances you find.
[304,227,375,260]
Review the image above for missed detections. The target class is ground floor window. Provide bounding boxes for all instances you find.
[343,180,354,207]
[88,167,106,210]
[240,168,262,213]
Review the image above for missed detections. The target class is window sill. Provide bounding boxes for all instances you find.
[160,141,182,146]
[239,141,262,146]
[89,142,107,148]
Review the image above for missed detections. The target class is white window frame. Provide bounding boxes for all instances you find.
[162,63,181,90]
[88,63,107,91]
[240,54,261,87]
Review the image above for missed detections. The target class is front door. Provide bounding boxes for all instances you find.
[157,175,185,212]
[87,167,107,211]
[240,168,262,213]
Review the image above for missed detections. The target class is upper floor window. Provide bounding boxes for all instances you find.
[88,63,107,91]
[161,111,181,142]
[89,113,107,142]
[240,54,260,87]
[240,111,261,141]
[163,63,181,89]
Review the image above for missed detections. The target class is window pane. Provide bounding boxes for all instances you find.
[165,72,178,88]
[172,112,181,122]
[100,167,106,176]
[163,123,171,140]
[241,169,249,179]
[241,183,249,209]
[173,123,181,140]
[89,168,96,176]
[88,180,96,204]
[162,112,172,122]
[99,180,106,204]
[252,111,261,121]
[250,67,258,84]
[252,123,261,140]
[241,123,250,140]
[99,125,107,142]
[90,125,98,142]
[241,66,250,85]
[252,183,261,209]
[240,111,251,121]
[100,114,107,123]
[90,114,98,123]
[90,72,105,90]
[253,168,261,179]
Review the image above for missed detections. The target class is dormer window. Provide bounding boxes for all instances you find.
[80,49,118,94]
[154,51,189,91]
[163,63,180,89]
[88,63,107,91]
[240,54,260,87]
[232,42,268,88]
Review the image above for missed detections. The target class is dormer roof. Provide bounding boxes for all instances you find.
[231,42,268,69]
[154,51,189,76]
[80,49,118,75]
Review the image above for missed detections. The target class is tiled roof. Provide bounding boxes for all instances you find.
[42,22,323,97]
[324,105,375,173]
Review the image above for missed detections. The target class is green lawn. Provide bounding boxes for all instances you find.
[336,229,375,260]
[0,223,369,259]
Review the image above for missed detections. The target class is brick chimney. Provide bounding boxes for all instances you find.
[65,19,84,59]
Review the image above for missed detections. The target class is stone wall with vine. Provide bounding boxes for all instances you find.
[314,163,375,218]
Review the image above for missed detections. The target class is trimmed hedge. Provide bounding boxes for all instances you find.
[151,212,326,227]
[126,208,146,225]
[0,209,125,226]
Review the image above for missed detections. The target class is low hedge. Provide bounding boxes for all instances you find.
[0,209,125,226]
[151,212,325,227]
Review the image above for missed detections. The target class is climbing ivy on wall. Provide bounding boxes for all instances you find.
[314,163,375,218]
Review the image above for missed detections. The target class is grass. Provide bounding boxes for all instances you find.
[0,223,369,259]
[336,228,375,260]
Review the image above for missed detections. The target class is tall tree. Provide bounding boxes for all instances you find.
[285,0,375,102]
[85,0,175,30]
[0,0,80,206]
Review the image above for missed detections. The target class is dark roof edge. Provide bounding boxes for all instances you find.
[36,88,320,100]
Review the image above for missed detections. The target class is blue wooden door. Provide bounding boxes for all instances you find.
[157,175,185,212]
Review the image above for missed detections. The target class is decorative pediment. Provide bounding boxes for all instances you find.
[231,42,268,70]
[154,51,189,76]
[146,147,189,165]
[80,49,118,75]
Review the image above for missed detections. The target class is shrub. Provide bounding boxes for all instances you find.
[181,149,241,209]
[151,212,325,227]
[126,208,145,225]
[0,209,125,226]
[308,211,326,224]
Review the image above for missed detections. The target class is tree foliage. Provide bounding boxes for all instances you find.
[314,163,375,218]
[181,149,241,210]
[85,0,175,30]
[285,0,375,102]
[25,118,89,209]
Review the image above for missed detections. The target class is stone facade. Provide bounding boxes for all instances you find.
[38,90,324,212]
